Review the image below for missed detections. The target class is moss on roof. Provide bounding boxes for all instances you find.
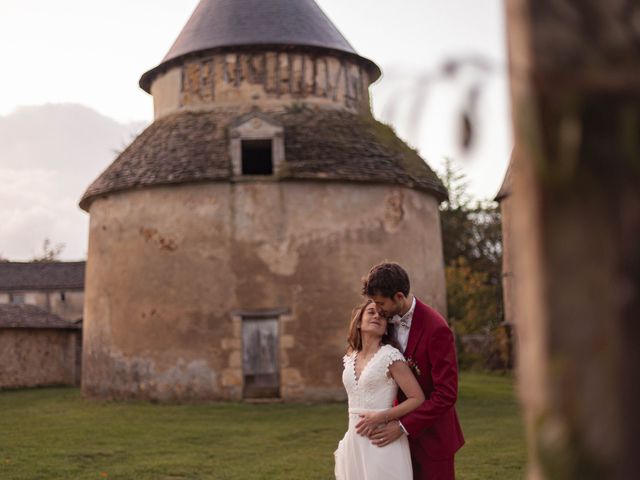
[80,108,447,211]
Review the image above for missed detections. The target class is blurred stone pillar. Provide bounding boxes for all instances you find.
[505,1,640,479]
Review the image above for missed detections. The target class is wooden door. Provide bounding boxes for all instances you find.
[242,318,279,398]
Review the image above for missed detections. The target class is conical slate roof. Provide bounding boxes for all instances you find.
[140,0,380,92]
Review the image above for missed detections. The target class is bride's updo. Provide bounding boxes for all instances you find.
[346,299,400,353]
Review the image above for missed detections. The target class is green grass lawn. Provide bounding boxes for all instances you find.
[0,372,525,479]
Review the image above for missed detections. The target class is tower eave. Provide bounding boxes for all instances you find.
[139,45,381,94]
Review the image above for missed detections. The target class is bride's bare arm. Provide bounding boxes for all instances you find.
[386,360,425,419]
[356,360,425,429]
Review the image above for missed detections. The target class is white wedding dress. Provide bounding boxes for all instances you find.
[334,344,413,480]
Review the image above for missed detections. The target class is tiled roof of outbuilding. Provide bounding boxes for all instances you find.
[139,0,380,91]
[0,304,80,329]
[79,109,447,211]
[0,262,85,291]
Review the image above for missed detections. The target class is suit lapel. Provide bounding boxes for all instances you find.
[404,298,426,358]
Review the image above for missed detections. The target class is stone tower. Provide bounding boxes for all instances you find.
[80,0,448,402]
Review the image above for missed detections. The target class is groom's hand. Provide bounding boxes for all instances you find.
[370,420,404,447]
[355,417,382,438]
[355,412,386,437]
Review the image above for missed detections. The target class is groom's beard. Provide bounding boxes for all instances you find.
[389,300,404,318]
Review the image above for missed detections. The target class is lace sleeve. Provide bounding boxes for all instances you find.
[381,345,405,377]
[342,352,353,368]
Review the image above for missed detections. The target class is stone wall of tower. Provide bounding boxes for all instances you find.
[151,51,373,118]
[82,182,446,402]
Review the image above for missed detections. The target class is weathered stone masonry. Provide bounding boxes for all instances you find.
[80,0,448,402]
[152,51,372,119]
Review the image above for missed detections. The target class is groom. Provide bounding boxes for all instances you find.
[356,262,464,480]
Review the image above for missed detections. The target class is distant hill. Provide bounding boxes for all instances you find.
[0,104,147,260]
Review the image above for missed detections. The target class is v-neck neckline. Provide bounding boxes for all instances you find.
[353,345,383,385]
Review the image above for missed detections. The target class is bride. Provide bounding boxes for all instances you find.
[335,299,425,480]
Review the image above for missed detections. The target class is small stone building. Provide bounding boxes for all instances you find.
[79,0,448,402]
[0,304,81,388]
[495,157,516,368]
[0,261,85,322]
[496,158,514,326]
[0,262,84,388]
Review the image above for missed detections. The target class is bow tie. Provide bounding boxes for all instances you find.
[390,316,410,328]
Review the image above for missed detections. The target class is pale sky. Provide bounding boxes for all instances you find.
[0,0,512,260]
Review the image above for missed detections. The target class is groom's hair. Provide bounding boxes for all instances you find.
[361,262,410,298]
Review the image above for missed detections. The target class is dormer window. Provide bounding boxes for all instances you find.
[241,139,273,175]
[229,112,284,178]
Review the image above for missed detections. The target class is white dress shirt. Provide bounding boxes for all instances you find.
[389,296,417,437]
[391,296,416,353]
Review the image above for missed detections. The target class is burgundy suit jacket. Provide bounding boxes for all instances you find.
[398,298,465,461]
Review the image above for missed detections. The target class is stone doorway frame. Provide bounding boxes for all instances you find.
[230,308,290,400]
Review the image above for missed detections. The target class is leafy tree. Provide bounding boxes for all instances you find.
[438,158,503,339]
[445,257,498,335]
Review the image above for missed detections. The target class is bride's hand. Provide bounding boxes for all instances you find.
[355,412,386,437]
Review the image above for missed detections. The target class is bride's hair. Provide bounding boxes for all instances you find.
[346,299,400,353]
